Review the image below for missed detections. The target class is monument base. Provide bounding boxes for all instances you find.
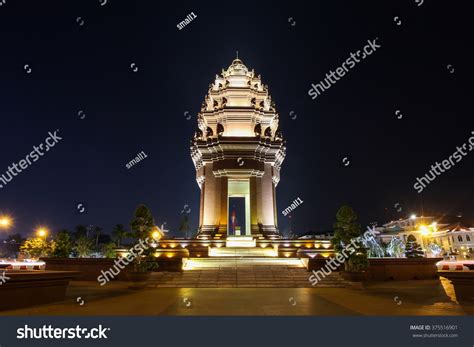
[226,236,256,247]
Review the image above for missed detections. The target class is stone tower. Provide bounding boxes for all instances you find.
[191,57,286,239]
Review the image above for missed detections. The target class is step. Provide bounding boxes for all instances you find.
[151,263,348,288]
[209,247,277,257]
[184,257,306,269]
[226,236,256,248]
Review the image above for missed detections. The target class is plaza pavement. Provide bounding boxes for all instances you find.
[1,277,473,316]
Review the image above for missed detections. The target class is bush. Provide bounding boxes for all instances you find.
[405,235,424,258]
[20,237,54,259]
[332,205,369,272]
[74,236,94,258]
[101,242,117,258]
[51,230,73,258]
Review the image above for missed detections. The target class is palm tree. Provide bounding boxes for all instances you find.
[92,226,103,247]
[112,224,128,246]
[178,215,190,238]
[74,236,94,258]
[73,224,88,240]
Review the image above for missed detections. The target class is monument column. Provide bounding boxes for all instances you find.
[219,177,228,233]
[250,177,259,235]
[191,56,286,239]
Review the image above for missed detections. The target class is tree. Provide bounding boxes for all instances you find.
[3,233,26,258]
[73,224,88,240]
[129,204,157,272]
[405,235,424,258]
[101,242,117,258]
[51,230,73,258]
[74,235,94,258]
[92,226,103,247]
[332,205,369,272]
[20,237,54,259]
[386,236,405,258]
[112,224,128,246]
[363,235,385,258]
[130,204,155,241]
[178,215,191,239]
[427,241,443,257]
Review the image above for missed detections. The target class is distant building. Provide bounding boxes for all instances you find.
[376,215,473,257]
[426,223,473,256]
[298,231,333,240]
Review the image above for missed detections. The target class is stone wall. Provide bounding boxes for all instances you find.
[0,270,78,311]
[305,257,441,281]
[367,258,441,280]
[41,258,132,281]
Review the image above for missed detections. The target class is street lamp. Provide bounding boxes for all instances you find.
[0,215,12,229]
[419,225,430,236]
[36,227,48,238]
[151,227,162,240]
[418,224,433,256]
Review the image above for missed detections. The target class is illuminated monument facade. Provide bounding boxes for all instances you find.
[191,57,286,239]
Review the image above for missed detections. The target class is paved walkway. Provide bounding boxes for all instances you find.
[1,256,472,316]
[2,279,473,316]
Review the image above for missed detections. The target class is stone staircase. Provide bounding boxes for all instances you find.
[150,257,346,288]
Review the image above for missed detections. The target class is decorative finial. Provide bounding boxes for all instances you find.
[236,50,239,59]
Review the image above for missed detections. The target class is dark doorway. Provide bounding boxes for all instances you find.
[228,197,246,236]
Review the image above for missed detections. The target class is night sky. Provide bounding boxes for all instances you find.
[0,0,472,238]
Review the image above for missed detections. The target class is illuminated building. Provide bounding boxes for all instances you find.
[377,215,474,257]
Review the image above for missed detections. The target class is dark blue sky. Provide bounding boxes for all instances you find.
[0,0,472,238]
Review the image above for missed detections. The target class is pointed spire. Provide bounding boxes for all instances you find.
[232,51,243,66]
